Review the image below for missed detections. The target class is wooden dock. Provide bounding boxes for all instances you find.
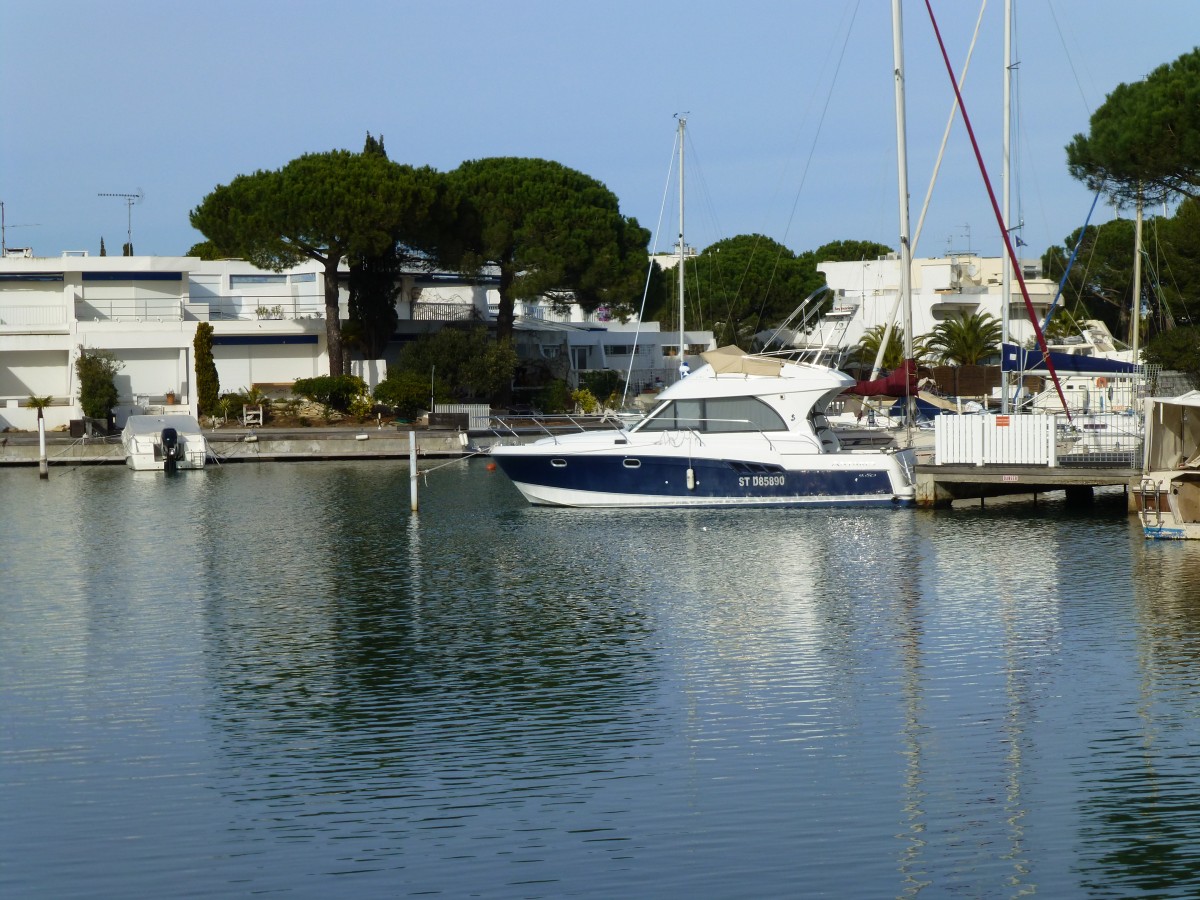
[914,462,1139,508]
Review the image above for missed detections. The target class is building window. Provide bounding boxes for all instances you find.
[230,274,287,285]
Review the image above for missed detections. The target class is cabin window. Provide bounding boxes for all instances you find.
[635,396,786,434]
[705,397,787,433]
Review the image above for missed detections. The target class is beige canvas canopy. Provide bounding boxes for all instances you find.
[700,346,784,377]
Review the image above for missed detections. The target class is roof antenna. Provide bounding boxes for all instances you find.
[97,188,144,253]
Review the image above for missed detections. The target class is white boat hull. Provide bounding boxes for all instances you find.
[121,414,209,472]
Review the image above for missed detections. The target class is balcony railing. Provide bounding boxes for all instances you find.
[0,305,69,328]
[75,299,185,322]
[413,302,477,321]
[201,297,325,321]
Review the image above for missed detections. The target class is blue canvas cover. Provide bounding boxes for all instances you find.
[1001,343,1140,375]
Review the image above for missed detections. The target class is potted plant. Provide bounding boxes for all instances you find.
[165,389,177,405]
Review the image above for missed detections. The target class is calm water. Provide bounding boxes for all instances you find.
[4,461,1200,898]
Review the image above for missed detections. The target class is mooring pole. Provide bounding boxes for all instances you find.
[409,430,419,513]
[37,413,48,479]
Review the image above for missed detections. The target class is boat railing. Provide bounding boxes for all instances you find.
[486,413,621,443]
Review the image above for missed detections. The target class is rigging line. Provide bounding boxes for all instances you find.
[1152,217,1194,327]
[676,130,747,342]
[678,128,715,332]
[623,128,681,408]
[1043,189,1103,332]
[922,0,1072,420]
[912,0,987,255]
[748,1,862,340]
[681,128,725,260]
[873,0,986,383]
[687,4,857,343]
[1010,0,1025,244]
[1142,221,1176,332]
[1045,0,1094,118]
[776,0,863,247]
[740,0,861,265]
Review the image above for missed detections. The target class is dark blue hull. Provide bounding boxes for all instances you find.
[493,452,909,507]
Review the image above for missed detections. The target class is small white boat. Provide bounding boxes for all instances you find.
[490,347,916,508]
[121,414,209,472]
[1137,392,1200,539]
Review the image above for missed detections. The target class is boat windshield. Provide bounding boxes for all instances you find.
[633,396,787,434]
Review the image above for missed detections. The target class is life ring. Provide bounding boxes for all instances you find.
[1095,377,1108,388]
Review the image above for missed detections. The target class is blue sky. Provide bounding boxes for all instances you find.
[2,1,1196,262]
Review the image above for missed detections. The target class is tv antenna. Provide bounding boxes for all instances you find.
[0,201,41,254]
[97,188,144,252]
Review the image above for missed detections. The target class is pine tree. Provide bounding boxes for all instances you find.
[99,237,107,256]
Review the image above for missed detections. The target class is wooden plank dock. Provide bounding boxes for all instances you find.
[914,462,1139,508]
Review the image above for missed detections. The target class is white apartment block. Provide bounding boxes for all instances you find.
[799,253,1059,356]
[0,250,711,431]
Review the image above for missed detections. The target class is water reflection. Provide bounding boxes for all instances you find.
[1077,533,1200,895]
[8,467,1200,896]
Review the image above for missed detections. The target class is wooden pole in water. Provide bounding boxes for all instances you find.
[409,430,419,513]
[37,412,48,479]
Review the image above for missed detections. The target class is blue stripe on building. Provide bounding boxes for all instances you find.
[212,335,319,346]
[82,272,184,282]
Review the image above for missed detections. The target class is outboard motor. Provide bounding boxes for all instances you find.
[161,427,180,474]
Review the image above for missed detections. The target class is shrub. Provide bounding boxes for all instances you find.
[579,370,623,403]
[536,379,572,414]
[374,370,438,421]
[571,388,599,414]
[75,349,122,418]
[292,375,368,414]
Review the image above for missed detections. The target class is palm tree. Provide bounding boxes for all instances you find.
[25,395,52,479]
[848,325,924,371]
[926,311,1002,365]
[24,395,52,417]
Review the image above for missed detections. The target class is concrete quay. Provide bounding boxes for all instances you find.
[0,426,471,468]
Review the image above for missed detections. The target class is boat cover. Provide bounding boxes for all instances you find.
[1001,343,1140,375]
[122,414,204,436]
[700,346,784,376]
[846,358,918,397]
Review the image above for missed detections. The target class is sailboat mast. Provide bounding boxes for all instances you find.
[1001,0,1013,414]
[677,115,687,379]
[891,0,915,423]
[1132,190,1143,359]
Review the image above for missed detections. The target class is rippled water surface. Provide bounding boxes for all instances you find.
[5,462,1200,897]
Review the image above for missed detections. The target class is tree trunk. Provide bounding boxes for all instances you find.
[493,266,517,406]
[323,260,344,376]
[495,266,516,346]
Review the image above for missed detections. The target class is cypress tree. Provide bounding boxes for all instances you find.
[193,322,219,415]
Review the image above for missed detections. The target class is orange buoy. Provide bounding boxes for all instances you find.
[486,462,497,471]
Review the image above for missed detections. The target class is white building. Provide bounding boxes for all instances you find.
[0,251,712,431]
[794,253,1059,357]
